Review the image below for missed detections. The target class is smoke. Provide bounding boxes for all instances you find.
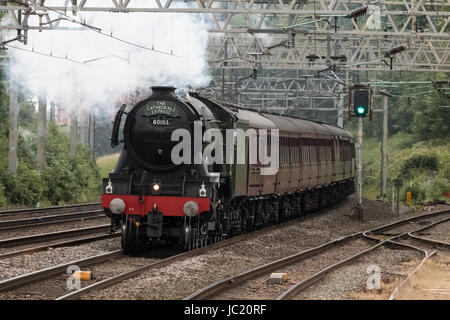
[2,0,212,110]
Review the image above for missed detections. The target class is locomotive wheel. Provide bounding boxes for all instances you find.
[182,218,194,250]
[121,220,129,251]
[121,218,137,253]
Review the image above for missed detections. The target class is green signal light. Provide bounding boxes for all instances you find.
[357,106,366,114]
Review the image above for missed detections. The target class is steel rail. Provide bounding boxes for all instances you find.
[373,218,448,300]
[61,232,363,300]
[275,236,401,300]
[0,233,120,260]
[275,230,434,300]
[55,203,350,300]
[185,232,364,300]
[368,210,450,235]
[0,250,123,292]
[0,202,100,216]
[60,208,450,300]
[184,209,450,300]
[388,251,437,300]
[0,200,349,298]
[0,210,105,231]
[0,224,111,248]
[407,217,450,249]
[277,217,450,300]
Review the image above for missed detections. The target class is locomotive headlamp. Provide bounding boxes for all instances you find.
[183,201,199,217]
[106,180,113,194]
[152,179,161,194]
[110,198,126,214]
[199,183,207,197]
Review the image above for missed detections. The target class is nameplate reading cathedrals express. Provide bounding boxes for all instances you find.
[144,101,178,117]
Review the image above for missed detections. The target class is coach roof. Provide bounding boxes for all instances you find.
[235,109,277,129]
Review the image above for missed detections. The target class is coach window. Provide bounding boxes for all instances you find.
[310,140,316,162]
[303,139,307,163]
[308,139,312,163]
[307,139,311,163]
[288,138,292,164]
[325,141,330,161]
[302,139,308,163]
[301,139,305,163]
[286,138,290,165]
[284,137,288,165]
[331,141,335,161]
[286,137,290,165]
[320,141,325,162]
[280,137,283,165]
[292,138,296,165]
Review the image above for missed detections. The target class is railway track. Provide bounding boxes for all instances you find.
[0,210,104,231]
[59,208,450,300]
[0,250,123,293]
[0,233,120,260]
[0,224,111,248]
[184,209,450,300]
[276,218,449,300]
[1,207,447,300]
[0,203,101,221]
[0,204,111,257]
[384,217,450,300]
[0,201,347,300]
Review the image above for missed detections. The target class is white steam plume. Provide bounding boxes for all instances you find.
[2,0,212,110]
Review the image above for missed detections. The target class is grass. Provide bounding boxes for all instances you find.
[351,256,450,300]
[361,133,450,204]
[96,153,120,178]
[394,256,450,300]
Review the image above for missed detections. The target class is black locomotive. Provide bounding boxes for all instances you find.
[102,86,355,251]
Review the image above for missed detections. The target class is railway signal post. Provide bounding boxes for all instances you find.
[393,179,403,216]
[348,85,373,220]
[379,91,392,200]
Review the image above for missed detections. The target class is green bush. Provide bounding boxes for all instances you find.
[0,183,6,207]
[400,154,438,179]
[402,180,427,205]
[428,176,450,201]
[3,163,46,206]
[43,159,80,205]
[42,124,100,205]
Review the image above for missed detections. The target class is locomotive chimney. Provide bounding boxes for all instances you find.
[151,86,176,98]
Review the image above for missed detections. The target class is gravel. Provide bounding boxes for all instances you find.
[0,216,109,241]
[0,205,101,222]
[293,247,421,300]
[80,197,449,300]
[1,196,447,300]
[212,238,373,300]
[0,238,120,282]
[414,220,450,243]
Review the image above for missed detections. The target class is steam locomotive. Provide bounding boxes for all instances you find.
[102,86,355,252]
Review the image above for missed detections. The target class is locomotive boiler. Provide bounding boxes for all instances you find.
[102,86,355,252]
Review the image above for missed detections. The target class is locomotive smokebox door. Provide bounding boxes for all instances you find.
[147,211,163,238]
